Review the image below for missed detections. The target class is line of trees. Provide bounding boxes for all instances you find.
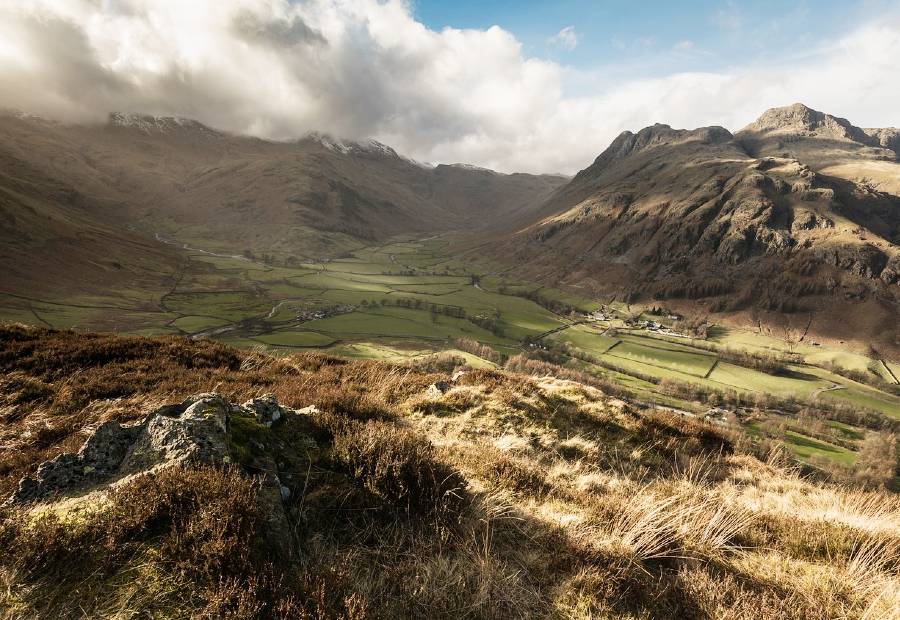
[362,296,506,338]
[819,361,900,396]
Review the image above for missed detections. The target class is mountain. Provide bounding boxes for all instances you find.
[737,102,900,196]
[3,105,899,351]
[0,111,565,299]
[496,104,900,352]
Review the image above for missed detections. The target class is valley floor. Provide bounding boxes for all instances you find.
[1,232,899,477]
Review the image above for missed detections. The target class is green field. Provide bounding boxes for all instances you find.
[3,232,900,469]
[784,431,857,466]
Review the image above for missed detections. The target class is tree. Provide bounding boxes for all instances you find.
[853,432,898,489]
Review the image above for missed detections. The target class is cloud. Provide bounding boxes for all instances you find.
[0,0,898,174]
[548,26,579,51]
[231,9,327,48]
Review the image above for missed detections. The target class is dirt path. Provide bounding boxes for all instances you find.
[0,291,140,312]
[810,383,846,399]
[190,325,239,340]
[155,232,270,266]
[266,300,287,319]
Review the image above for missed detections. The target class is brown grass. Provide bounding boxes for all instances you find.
[1,324,898,619]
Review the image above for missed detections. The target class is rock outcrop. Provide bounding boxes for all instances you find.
[4,393,302,507]
[244,394,287,427]
[740,103,872,144]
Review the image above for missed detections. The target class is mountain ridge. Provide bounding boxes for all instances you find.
[1,103,898,352]
[0,109,566,301]
[493,103,900,354]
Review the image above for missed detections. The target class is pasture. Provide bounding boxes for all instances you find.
[2,232,899,469]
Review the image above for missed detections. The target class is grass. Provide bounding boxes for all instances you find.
[610,340,717,377]
[784,430,858,466]
[171,314,231,334]
[310,306,506,344]
[252,330,336,348]
[829,420,866,441]
[3,230,900,459]
[2,326,898,619]
[823,388,900,419]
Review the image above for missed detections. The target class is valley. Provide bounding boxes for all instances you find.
[4,225,897,475]
[1,104,898,480]
[3,5,900,616]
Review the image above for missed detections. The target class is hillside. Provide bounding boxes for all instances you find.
[4,106,899,356]
[1,325,898,619]
[0,111,565,299]
[495,104,900,355]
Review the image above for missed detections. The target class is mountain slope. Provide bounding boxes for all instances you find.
[737,102,900,197]
[0,113,565,245]
[497,105,900,353]
[0,138,182,303]
[0,111,564,300]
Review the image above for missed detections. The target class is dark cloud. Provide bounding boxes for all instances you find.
[231,9,326,48]
[0,1,897,174]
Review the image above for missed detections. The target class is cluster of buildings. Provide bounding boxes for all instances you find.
[296,304,354,323]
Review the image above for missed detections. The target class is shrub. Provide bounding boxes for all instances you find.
[330,420,467,518]
[0,465,298,617]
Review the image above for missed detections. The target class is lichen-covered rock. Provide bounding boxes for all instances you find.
[254,453,294,558]
[243,394,288,427]
[6,421,138,505]
[120,393,230,473]
[3,393,310,507]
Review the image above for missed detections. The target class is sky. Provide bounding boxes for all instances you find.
[0,0,898,174]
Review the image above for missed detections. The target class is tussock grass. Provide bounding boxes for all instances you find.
[329,419,468,519]
[1,324,898,619]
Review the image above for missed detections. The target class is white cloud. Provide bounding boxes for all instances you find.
[548,26,579,51]
[0,0,898,174]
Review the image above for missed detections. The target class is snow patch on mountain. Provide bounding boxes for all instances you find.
[109,112,219,136]
[304,131,432,167]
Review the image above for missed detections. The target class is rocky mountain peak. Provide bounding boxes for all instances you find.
[864,126,900,153]
[303,131,403,159]
[739,103,870,143]
[576,123,733,181]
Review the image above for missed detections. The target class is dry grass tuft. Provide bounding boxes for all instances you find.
[329,419,468,519]
[1,325,899,619]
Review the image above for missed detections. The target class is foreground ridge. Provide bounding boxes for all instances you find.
[0,325,897,618]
